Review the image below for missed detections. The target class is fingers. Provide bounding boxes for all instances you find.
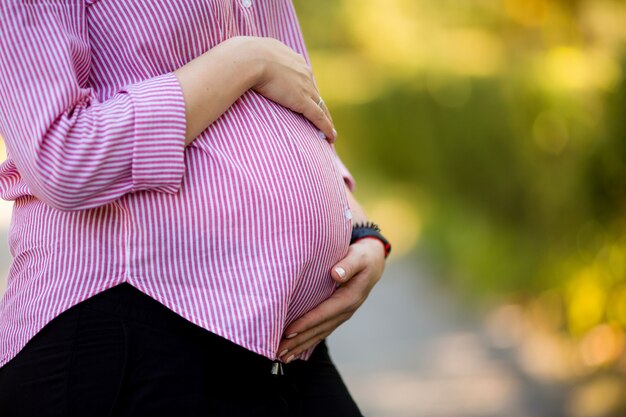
[277,285,363,356]
[276,265,379,361]
[302,96,336,144]
[282,334,331,363]
[285,288,356,335]
[250,40,337,143]
[278,314,349,362]
[318,95,334,126]
[319,101,337,143]
[305,62,336,137]
[331,243,369,284]
[275,240,386,362]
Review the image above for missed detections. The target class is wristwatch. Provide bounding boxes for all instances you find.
[350,221,392,258]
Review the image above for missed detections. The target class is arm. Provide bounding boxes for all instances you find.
[0,2,188,211]
[175,36,338,146]
[0,2,336,212]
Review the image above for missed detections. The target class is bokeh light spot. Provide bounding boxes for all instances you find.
[366,196,421,258]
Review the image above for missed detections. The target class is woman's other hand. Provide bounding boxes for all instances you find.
[277,237,386,363]
[175,36,336,146]
[245,37,336,143]
[277,184,385,361]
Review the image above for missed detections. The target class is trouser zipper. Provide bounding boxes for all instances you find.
[270,360,284,375]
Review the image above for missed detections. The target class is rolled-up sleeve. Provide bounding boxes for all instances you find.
[125,73,187,194]
[0,2,187,212]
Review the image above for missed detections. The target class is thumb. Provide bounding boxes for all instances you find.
[331,249,359,283]
[330,245,359,284]
[331,263,349,283]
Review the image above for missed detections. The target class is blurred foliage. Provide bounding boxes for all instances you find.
[295,0,626,395]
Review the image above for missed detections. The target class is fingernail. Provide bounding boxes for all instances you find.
[286,332,298,339]
[279,349,289,357]
[332,128,338,139]
[334,266,346,279]
[286,354,295,363]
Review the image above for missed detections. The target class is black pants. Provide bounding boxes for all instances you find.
[0,283,363,417]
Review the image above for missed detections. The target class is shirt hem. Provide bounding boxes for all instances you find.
[0,277,284,369]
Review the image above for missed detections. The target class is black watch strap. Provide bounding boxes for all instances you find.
[350,221,392,258]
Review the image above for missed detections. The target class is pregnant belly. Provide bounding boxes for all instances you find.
[181,91,352,320]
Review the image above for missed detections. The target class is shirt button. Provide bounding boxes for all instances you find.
[242,0,252,7]
[345,209,352,220]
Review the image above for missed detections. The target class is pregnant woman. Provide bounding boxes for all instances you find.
[0,1,391,416]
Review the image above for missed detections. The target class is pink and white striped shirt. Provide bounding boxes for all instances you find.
[0,0,356,368]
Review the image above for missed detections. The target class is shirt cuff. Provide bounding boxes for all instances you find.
[124,72,187,194]
[331,146,356,193]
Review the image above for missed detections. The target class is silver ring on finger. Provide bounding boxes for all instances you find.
[317,96,325,108]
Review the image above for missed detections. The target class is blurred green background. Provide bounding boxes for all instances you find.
[293,0,626,414]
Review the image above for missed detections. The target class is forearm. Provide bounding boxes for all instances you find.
[174,37,261,146]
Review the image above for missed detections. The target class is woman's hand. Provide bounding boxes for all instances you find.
[175,36,336,146]
[244,37,336,142]
[276,237,386,362]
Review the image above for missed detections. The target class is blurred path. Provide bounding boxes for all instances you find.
[328,257,567,417]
